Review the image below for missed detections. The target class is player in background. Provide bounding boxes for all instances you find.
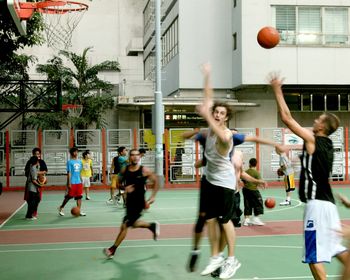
[58,147,85,217]
[81,150,93,200]
[108,146,128,205]
[276,147,295,206]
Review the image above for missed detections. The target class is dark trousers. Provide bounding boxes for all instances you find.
[25,191,41,218]
[242,188,264,216]
[231,192,242,226]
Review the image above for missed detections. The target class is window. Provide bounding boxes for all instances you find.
[162,18,179,66]
[324,8,348,44]
[326,94,339,111]
[312,94,325,111]
[276,6,296,44]
[144,54,155,81]
[285,92,349,111]
[302,94,311,111]
[340,94,349,111]
[274,6,349,46]
[285,93,301,111]
[298,7,321,44]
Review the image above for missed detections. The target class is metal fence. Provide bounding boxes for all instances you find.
[1,127,348,189]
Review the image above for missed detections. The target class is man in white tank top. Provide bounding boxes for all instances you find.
[195,64,241,279]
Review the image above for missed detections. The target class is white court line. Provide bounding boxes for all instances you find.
[0,243,302,253]
[0,234,295,248]
[0,243,340,279]
[0,202,26,229]
[233,276,340,280]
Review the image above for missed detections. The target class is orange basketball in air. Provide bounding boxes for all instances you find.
[257,26,280,49]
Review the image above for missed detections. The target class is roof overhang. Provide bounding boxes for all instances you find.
[117,96,259,108]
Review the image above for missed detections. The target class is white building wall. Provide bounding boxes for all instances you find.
[237,0,350,86]
[24,0,146,85]
[178,0,233,89]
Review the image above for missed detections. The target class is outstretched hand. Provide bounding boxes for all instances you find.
[201,63,211,77]
[258,180,267,189]
[275,144,288,155]
[267,72,285,89]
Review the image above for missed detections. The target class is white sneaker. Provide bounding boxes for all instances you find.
[251,216,265,226]
[80,212,86,216]
[201,255,225,275]
[219,258,241,279]
[242,218,251,226]
[279,200,291,206]
[58,207,64,216]
[106,198,115,205]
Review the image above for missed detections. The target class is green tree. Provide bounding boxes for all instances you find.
[0,1,44,66]
[24,47,120,130]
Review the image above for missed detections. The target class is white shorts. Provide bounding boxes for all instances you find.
[303,199,347,263]
[82,177,91,188]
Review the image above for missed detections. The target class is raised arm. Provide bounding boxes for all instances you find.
[196,64,232,145]
[269,72,314,145]
[244,135,280,148]
[202,63,214,107]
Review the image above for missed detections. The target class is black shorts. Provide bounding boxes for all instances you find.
[199,176,211,213]
[242,188,264,216]
[123,192,144,227]
[205,180,235,224]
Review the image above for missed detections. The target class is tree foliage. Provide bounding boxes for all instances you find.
[24,47,120,130]
[0,1,44,64]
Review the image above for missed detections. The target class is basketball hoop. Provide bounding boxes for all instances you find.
[17,0,89,50]
[62,104,83,118]
[37,1,88,50]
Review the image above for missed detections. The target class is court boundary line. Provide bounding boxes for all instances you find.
[0,202,26,229]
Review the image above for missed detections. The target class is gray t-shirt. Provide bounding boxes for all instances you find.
[27,165,39,193]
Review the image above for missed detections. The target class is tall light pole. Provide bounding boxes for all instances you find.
[154,0,164,187]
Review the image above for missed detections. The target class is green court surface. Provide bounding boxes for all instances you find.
[0,187,349,280]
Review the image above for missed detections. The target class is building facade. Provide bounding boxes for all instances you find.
[15,0,350,130]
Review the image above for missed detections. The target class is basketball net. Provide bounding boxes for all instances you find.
[37,1,89,50]
[62,104,83,118]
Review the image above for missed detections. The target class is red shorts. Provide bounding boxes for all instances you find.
[67,183,83,198]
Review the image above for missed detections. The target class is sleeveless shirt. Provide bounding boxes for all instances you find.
[204,128,236,189]
[299,136,335,204]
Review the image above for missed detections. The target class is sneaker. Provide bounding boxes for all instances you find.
[103,248,115,259]
[106,198,114,204]
[200,255,225,276]
[250,216,265,226]
[86,196,91,200]
[150,222,160,240]
[26,217,37,220]
[187,250,200,272]
[279,200,291,206]
[219,258,241,279]
[242,218,251,226]
[80,212,86,216]
[58,207,64,216]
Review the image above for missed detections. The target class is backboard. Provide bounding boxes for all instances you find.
[7,0,26,35]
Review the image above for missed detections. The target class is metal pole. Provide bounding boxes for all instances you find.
[154,0,164,187]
